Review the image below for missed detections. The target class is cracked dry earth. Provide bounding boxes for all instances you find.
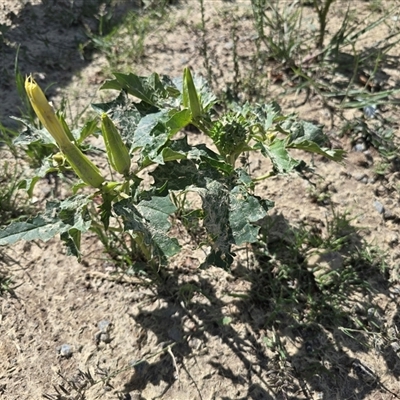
[1,1,400,399]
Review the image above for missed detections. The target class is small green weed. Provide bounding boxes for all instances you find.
[340,116,400,169]
[0,161,30,226]
[0,122,18,154]
[247,207,390,391]
[253,208,380,319]
[85,2,173,74]
[0,262,14,297]
[307,179,332,205]
[171,191,205,243]
[312,0,337,49]
[251,0,307,68]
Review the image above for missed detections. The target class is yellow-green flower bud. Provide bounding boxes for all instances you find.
[25,75,72,148]
[25,75,105,188]
[52,152,66,166]
[101,113,131,176]
[62,141,105,188]
[182,67,203,119]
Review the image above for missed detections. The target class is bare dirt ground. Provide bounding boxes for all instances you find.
[1,1,400,399]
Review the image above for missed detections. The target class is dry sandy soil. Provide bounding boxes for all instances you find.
[1,1,400,399]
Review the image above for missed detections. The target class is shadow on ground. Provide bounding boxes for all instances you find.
[0,0,141,131]
[117,208,400,399]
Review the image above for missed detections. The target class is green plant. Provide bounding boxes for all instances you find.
[171,191,204,243]
[307,179,331,205]
[249,0,400,118]
[199,0,213,86]
[0,122,18,154]
[0,271,13,296]
[0,161,30,226]
[299,4,400,109]
[85,2,172,74]
[88,11,149,70]
[313,0,336,49]
[0,68,344,270]
[340,116,399,169]
[251,0,306,68]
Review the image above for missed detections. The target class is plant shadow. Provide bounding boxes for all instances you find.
[0,0,143,130]
[123,208,400,399]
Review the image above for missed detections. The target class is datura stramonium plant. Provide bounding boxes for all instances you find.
[25,75,105,188]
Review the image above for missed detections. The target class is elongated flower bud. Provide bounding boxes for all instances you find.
[182,67,203,119]
[101,113,131,176]
[62,141,105,188]
[25,75,105,188]
[25,75,72,148]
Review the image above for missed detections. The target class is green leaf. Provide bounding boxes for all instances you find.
[174,73,218,112]
[137,196,176,232]
[288,140,346,162]
[187,144,234,174]
[17,157,56,197]
[92,90,130,113]
[229,186,270,245]
[249,102,282,132]
[255,139,301,173]
[99,190,118,230]
[0,195,92,258]
[12,121,56,147]
[0,213,64,245]
[114,196,180,260]
[340,89,400,109]
[101,72,180,107]
[60,228,81,258]
[159,147,187,163]
[281,119,328,147]
[131,109,194,165]
[280,119,345,162]
[235,168,254,189]
[165,109,192,136]
[150,160,203,192]
[156,136,191,164]
[195,179,234,269]
[182,67,203,118]
[133,118,169,165]
[75,118,99,144]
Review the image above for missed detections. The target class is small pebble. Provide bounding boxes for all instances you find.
[58,344,73,358]
[363,105,377,118]
[353,173,368,182]
[373,200,384,214]
[98,332,111,343]
[98,319,112,333]
[354,143,366,152]
[224,41,234,50]
[188,337,202,350]
[383,209,396,220]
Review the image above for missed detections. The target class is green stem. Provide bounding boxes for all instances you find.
[315,0,336,49]
[252,170,275,182]
[133,232,152,262]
